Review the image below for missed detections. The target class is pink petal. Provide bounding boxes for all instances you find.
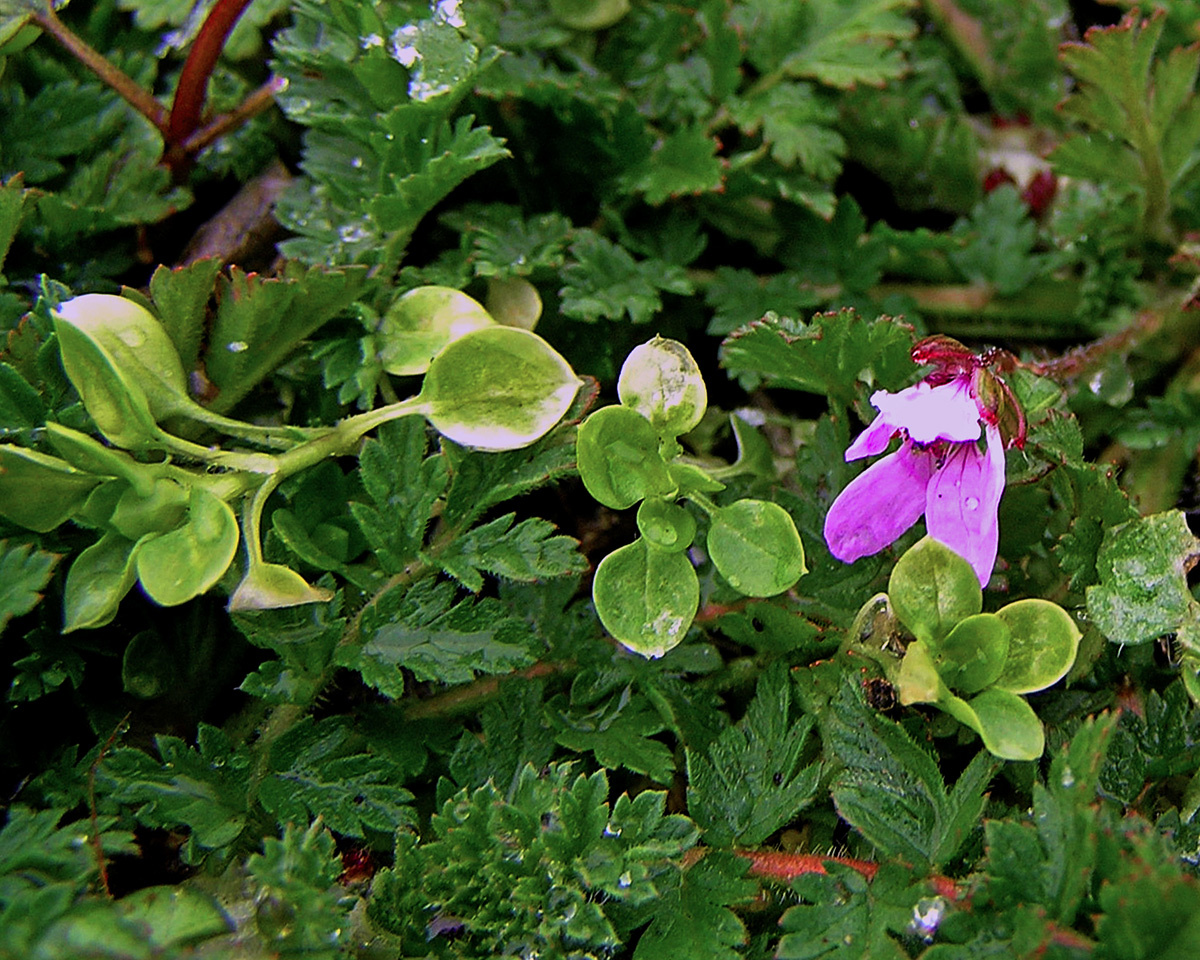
[924,425,1006,585]
[824,441,936,564]
[871,379,982,445]
[845,416,898,461]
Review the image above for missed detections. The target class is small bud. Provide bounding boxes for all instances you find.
[618,335,707,436]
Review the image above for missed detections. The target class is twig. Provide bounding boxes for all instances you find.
[1022,309,1161,380]
[403,661,571,720]
[180,75,286,157]
[32,4,166,133]
[87,713,131,898]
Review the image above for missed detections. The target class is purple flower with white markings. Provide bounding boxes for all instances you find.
[823,375,1006,586]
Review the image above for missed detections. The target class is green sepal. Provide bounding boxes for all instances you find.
[593,537,698,658]
[706,498,806,597]
[577,405,675,509]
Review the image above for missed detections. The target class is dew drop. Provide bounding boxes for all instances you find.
[964,496,980,511]
[117,327,145,347]
[227,341,249,353]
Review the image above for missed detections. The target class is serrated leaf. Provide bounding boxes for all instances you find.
[1053,9,1200,242]
[438,512,586,592]
[340,580,536,695]
[559,230,693,324]
[981,714,1117,923]
[261,717,415,838]
[729,82,845,179]
[734,0,916,88]
[349,417,448,573]
[824,669,997,868]
[721,308,915,410]
[1086,510,1200,647]
[621,126,725,205]
[633,852,754,960]
[0,539,58,635]
[687,664,821,847]
[777,862,923,960]
[99,725,251,863]
[551,691,677,784]
[950,185,1049,295]
[146,258,224,374]
[202,263,366,415]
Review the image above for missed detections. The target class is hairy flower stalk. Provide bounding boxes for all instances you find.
[824,372,1010,585]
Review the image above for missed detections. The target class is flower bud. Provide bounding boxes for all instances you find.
[617,335,707,436]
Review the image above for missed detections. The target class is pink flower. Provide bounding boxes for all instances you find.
[823,377,1006,586]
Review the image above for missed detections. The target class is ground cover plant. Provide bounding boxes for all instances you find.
[6,0,1200,956]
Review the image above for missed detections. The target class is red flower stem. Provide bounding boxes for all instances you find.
[166,0,258,153]
[738,849,962,901]
[32,4,167,133]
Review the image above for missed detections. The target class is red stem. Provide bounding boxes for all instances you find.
[739,849,961,901]
[166,0,258,153]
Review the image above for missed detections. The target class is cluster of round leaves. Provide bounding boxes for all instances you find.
[577,336,807,658]
[880,537,1082,760]
[0,289,581,628]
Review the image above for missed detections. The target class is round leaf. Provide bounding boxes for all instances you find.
[419,326,582,451]
[888,536,982,644]
[618,335,707,437]
[943,688,1045,761]
[577,405,675,509]
[936,613,1011,694]
[137,490,240,607]
[111,478,190,541]
[593,537,698,658]
[378,285,495,376]
[121,630,178,699]
[636,497,696,553]
[53,294,195,422]
[63,532,140,632]
[0,445,101,532]
[993,599,1082,694]
[486,276,542,330]
[707,499,806,597]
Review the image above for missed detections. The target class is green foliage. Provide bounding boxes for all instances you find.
[1053,9,1200,243]
[776,862,934,960]
[6,1,1200,956]
[0,538,57,634]
[687,664,821,847]
[367,763,699,957]
[720,309,916,411]
[247,820,355,958]
[808,667,999,869]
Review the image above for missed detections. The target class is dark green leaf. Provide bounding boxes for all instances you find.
[687,664,821,846]
[0,538,58,635]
